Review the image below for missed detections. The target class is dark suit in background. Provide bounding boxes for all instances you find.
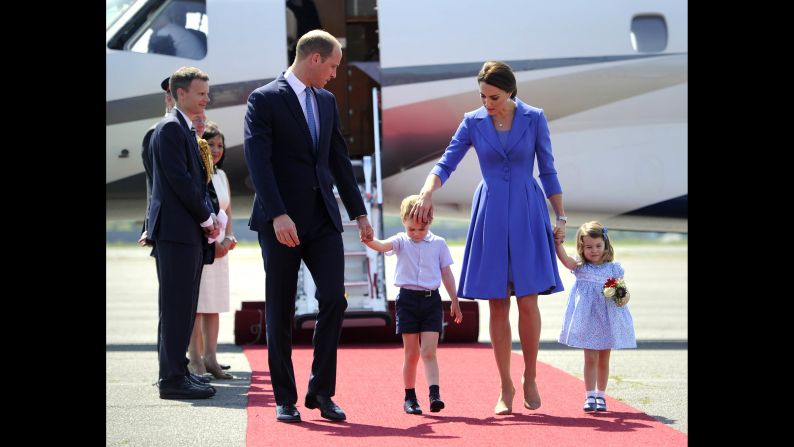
[140,77,173,247]
[148,108,214,387]
[244,73,367,407]
[140,125,156,245]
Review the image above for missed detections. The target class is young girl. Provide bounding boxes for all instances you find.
[364,195,463,415]
[554,221,636,412]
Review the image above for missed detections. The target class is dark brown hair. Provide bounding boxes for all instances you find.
[202,120,226,170]
[477,61,517,99]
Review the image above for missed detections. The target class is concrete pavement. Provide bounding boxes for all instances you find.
[106,243,687,445]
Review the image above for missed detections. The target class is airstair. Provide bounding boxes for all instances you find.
[294,156,391,329]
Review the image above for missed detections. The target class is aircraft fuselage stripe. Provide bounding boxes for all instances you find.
[105,78,273,126]
[106,54,684,126]
[381,53,682,86]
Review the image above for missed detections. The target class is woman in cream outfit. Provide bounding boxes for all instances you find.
[188,121,237,379]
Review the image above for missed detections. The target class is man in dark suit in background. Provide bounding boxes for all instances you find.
[139,77,174,247]
[139,77,225,378]
[148,66,219,399]
[244,29,374,422]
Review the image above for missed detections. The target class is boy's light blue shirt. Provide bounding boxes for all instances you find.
[386,230,453,290]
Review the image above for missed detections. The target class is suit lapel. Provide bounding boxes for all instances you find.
[474,107,507,159]
[278,76,316,155]
[504,101,531,155]
[174,109,204,170]
[316,88,328,155]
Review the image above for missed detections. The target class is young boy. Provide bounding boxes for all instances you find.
[363,195,463,415]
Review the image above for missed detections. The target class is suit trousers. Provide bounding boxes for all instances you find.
[258,192,348,405]
[154,240,203,384]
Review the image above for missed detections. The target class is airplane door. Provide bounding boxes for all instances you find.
[290,0,380,158]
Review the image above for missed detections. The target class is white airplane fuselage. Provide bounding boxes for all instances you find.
[107,0,687,232]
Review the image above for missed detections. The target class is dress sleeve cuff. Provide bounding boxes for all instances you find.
[430,165,449,185]
[539,175,562,197]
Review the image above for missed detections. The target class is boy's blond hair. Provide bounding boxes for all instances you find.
[399,195,421,222]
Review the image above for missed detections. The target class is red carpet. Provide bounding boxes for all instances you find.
[244,344,686,446]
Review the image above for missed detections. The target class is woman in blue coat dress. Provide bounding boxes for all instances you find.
[411,61,567,415]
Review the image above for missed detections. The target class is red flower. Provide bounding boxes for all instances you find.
[604,278,618,288]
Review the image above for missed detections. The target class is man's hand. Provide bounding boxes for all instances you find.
[273,214,300,247]
[203,213,221,240]
[357,215,374,242]
[137,231,152,247]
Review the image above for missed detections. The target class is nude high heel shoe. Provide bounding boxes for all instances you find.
[494,386,515,415]
[522,377,541,410]
[204,359,233,380]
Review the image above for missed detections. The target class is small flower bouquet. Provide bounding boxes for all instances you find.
[198,138,214,184]
[603,277,630,306]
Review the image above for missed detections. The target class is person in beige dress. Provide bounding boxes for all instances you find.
[187,121,237,379]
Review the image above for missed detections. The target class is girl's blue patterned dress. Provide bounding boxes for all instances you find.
[558,261,636,349]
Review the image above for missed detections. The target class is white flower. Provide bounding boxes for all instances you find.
[603,287,616,298]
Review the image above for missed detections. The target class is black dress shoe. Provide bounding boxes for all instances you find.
[404,398,422,415]
[305,395,346,421]
[159,377,215,400]
[189,372,212,384]
[186,373,216,392]
[429,395,445,413]
[220,363,231,370]
[276,404,302,423]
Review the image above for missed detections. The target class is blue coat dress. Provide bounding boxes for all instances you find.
[431,99,564,299]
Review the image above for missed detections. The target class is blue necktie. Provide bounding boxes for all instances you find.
[305,88,318,151]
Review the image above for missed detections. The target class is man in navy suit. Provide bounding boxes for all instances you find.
[148,66,220,399]
[244,29,374,422]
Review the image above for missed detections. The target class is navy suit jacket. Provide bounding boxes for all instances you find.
[140,124,156,238]
[147,109,213,246]
[244,74,366,235]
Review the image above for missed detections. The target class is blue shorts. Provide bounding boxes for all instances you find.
[395,288,443,334]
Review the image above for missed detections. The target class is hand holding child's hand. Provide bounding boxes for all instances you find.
[450,301,463,324]
[357,216,374,242]
[553,227,565,244]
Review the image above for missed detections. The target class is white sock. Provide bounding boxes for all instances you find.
[595,390,604,398]
[586,390,596,398]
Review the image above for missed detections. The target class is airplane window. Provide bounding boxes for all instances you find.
[106,0,137,29]
[630,15,668,53]
[128,0,208,60]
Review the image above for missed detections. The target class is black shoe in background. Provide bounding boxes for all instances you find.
[159,377,215,400]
